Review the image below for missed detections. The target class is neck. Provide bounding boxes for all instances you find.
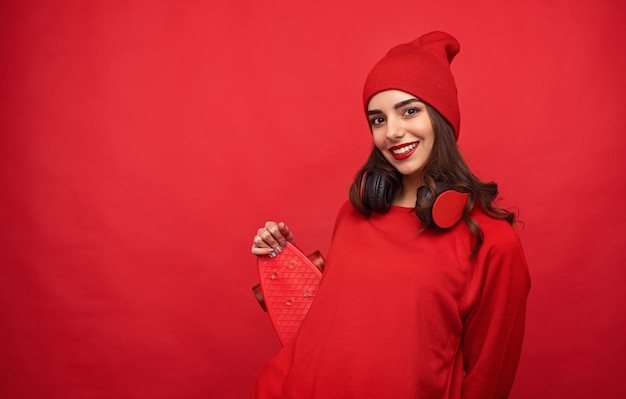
[393,173,424,207]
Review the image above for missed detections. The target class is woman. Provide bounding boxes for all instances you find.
[250,31,530,399]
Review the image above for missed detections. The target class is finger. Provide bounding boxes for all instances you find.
[277,222,295,245]
[251,245,277,258]
[252,235,267,248]
[257,227,280,249]
[265,222,288,249]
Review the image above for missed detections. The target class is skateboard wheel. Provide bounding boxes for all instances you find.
[252,283,267,312]
[307,250,325,272]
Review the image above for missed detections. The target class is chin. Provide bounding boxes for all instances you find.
[394,163,425,177]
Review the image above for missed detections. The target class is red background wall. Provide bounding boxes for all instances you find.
[1,1,625,398]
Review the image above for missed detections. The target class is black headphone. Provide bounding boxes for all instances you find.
[360,170,470,229]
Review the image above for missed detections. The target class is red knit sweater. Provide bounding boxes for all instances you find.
[252,201,530,399]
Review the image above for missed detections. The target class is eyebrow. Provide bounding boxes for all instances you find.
[367,98,420,115]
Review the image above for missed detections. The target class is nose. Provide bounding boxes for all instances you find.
[385,116,404,140]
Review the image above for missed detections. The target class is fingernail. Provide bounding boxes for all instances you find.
[275,246,282,253]
[269,251,276,259]
[281,241,287,247]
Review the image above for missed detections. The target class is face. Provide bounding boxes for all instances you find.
[367,89,435,181]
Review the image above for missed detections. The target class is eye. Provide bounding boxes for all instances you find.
[369,116,385,127]
[403,107,421,117]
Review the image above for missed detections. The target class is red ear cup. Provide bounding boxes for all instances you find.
[417,183,470,229]
[431,190,470,229]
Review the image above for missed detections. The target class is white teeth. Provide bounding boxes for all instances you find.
[391,142,417,155]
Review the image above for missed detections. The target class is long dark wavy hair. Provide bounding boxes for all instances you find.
[348,104,516,258]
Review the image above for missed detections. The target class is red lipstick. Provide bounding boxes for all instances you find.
[389,141,419,161]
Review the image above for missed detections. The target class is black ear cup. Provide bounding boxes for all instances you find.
[361,171,395,214]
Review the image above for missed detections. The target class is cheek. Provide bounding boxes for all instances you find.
[423,141,435,158]
[371,131,386,150]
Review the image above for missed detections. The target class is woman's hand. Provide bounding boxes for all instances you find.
[251,221,295,258]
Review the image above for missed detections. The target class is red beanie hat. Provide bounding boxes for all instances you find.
[363,31,461,140]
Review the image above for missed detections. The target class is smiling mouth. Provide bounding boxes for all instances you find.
[391,142,418,155]
[389,142,418,160]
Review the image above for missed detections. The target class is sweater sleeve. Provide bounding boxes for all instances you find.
[461,230,531,399]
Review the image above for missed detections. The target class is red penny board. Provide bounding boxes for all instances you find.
[257,242,323,345]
